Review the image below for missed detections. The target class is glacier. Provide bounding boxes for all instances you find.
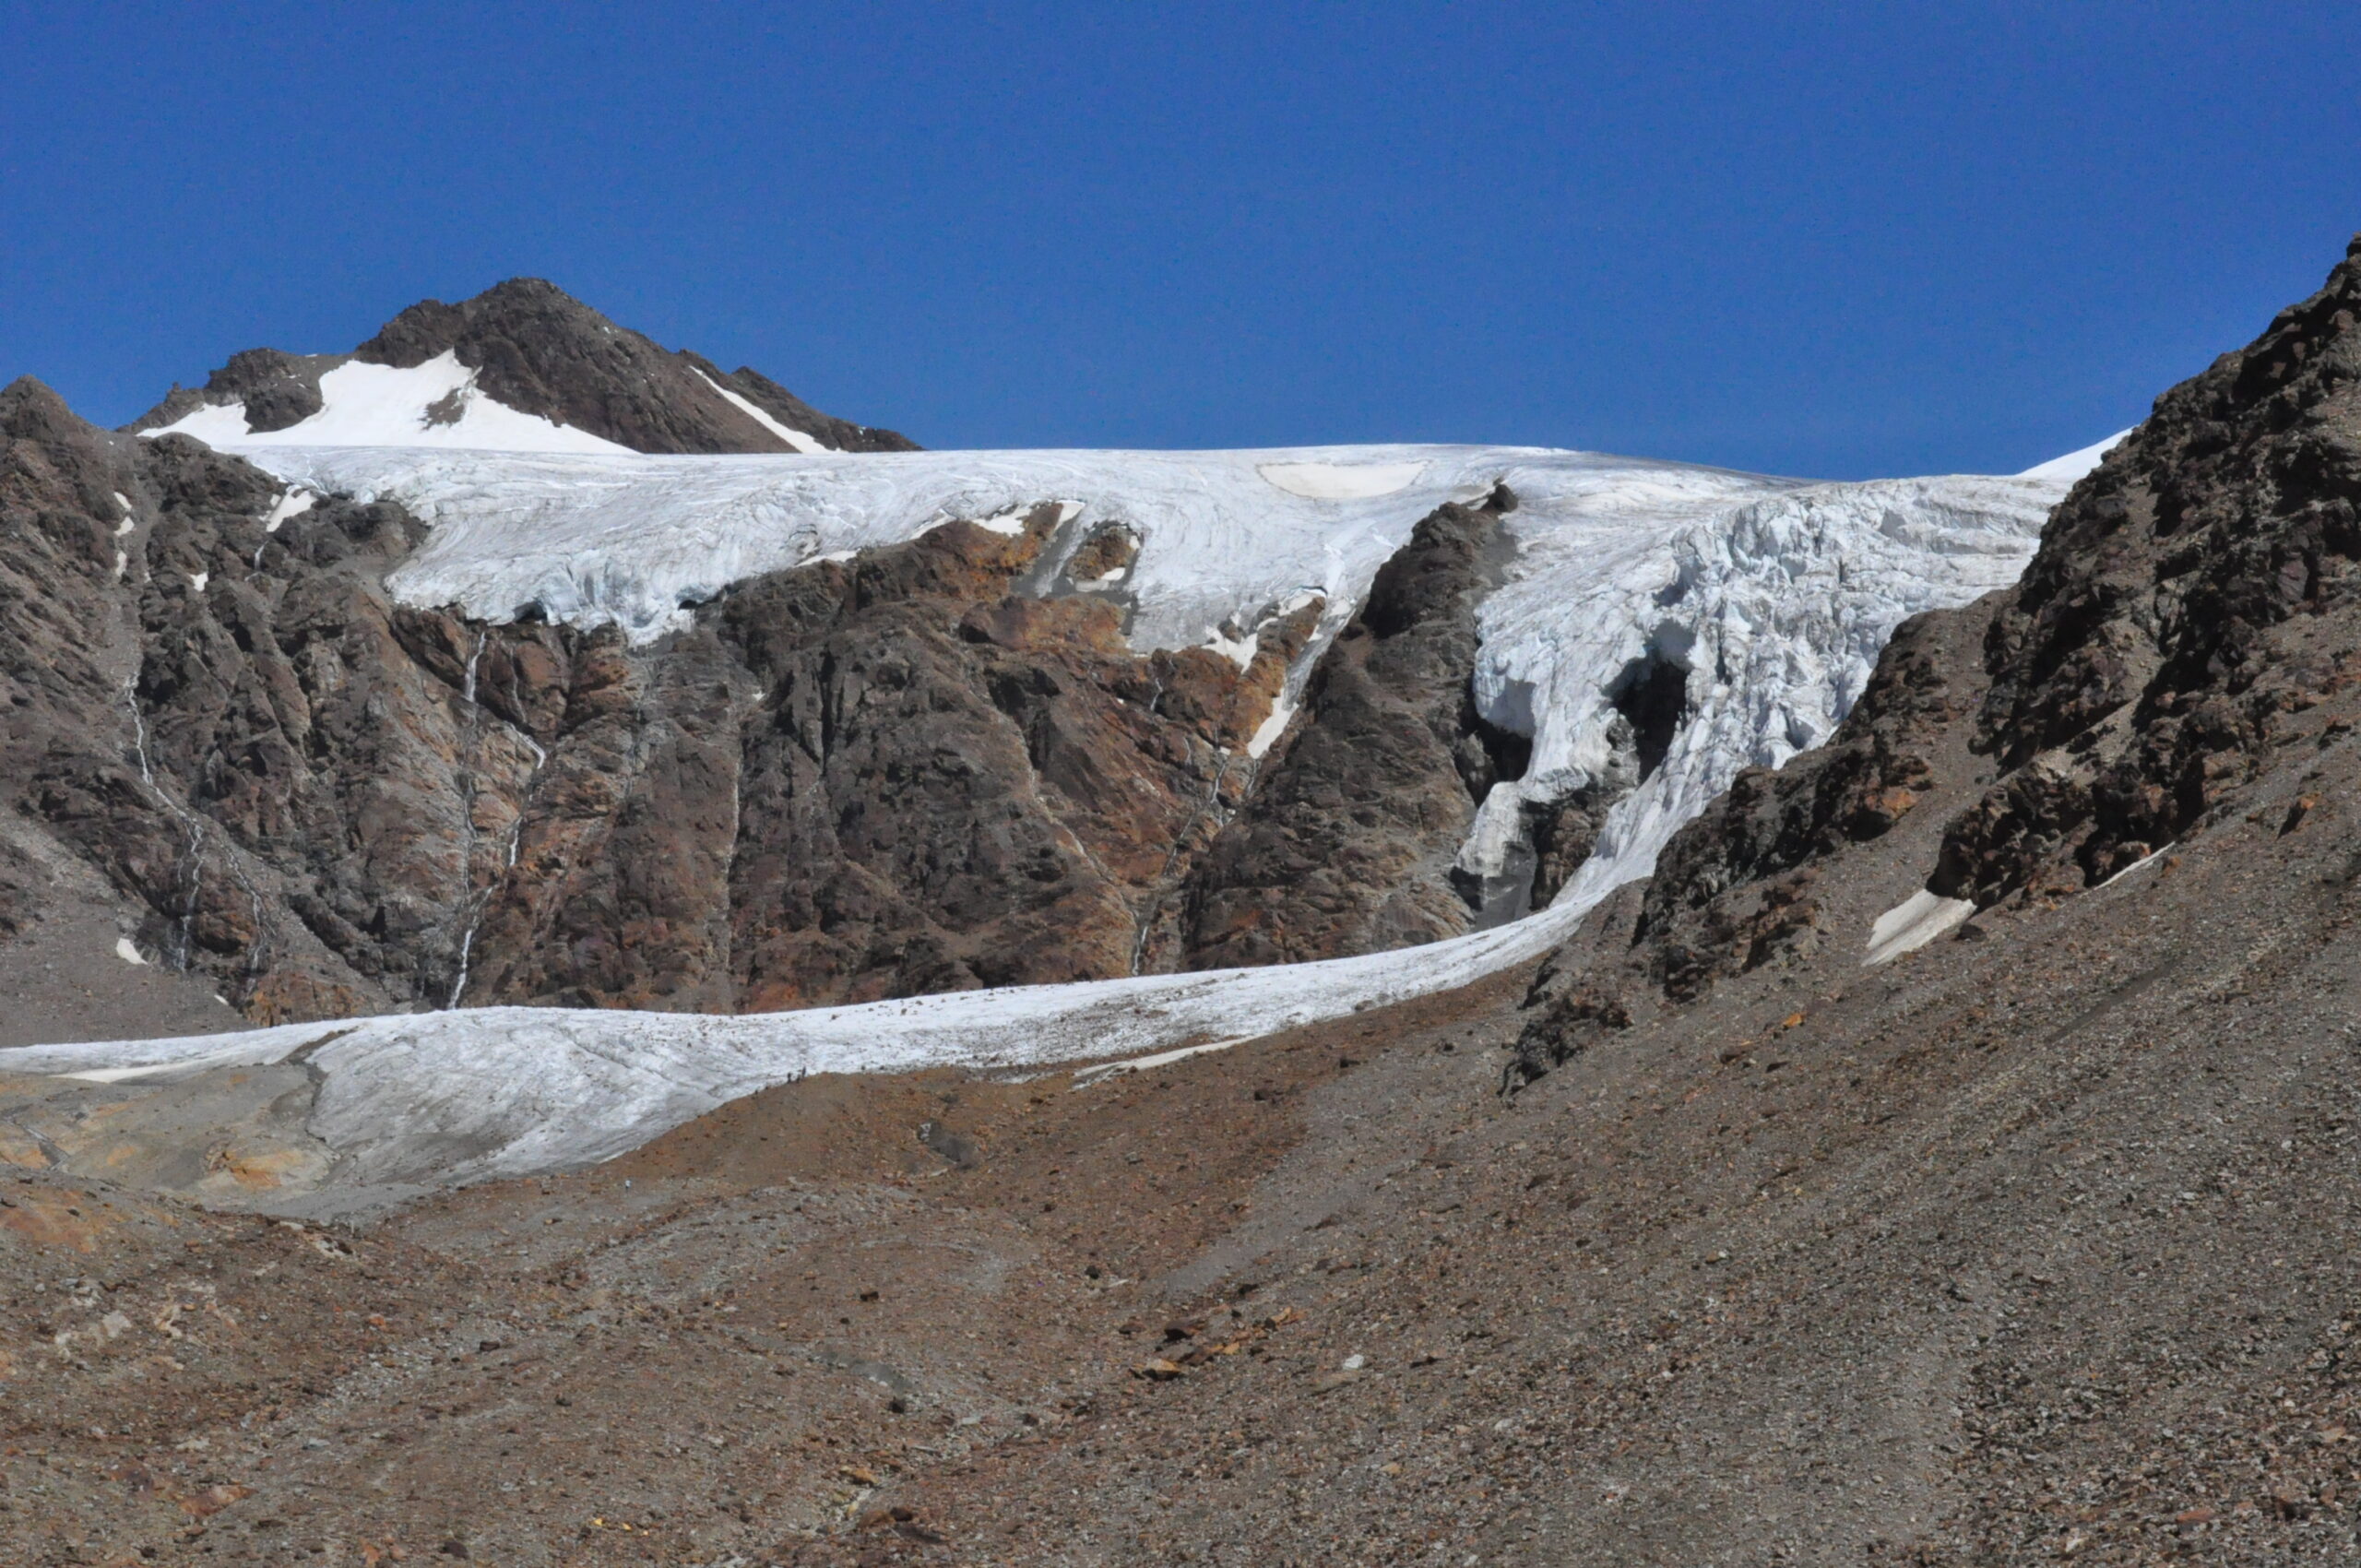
[24,423,2106,1187]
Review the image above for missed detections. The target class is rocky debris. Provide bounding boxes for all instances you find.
[129,278,917,455]
[1180,489,1553,966]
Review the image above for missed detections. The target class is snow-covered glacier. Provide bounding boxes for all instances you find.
[27,429,2102,1184]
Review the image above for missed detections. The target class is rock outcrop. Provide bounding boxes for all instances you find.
[1179,490,1538,966]
[129,279,917,455]
[1934,236,2361,905]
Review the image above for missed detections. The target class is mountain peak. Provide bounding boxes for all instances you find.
[128,279,916,456]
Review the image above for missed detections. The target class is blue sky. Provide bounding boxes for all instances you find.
[4,3,2355,475]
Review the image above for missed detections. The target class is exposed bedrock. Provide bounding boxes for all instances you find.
[635,507,1317,1008]
[1178,487,1619,966]
[1930,236,2361,908]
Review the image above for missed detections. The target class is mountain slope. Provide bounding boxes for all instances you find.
[1,233,2355,1563]
[130,278,917,455]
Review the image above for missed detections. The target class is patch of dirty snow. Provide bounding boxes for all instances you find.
[263,488,316,530]
[1865,888,1977,966]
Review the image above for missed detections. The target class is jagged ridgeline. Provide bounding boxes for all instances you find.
[0,281,2070,1036]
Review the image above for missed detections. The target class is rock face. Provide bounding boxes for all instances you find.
[1180,486,1632,967]
[465,506,1318,1010]
[129,279,917,455]
[1933,236,2361,906]
[3,387,1389,1027]
[2,378,457,1023]
[1180,493,1523,965]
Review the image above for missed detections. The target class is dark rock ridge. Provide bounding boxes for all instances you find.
[1933,234,2361,905]
[9,383,1443,1027]
[1514,232,2361,1081]
[128,278,917,455]
[1181,487,1631,966]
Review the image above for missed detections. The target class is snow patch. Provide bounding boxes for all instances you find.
[188,571,208,595]
[968,506,1031,537]
[1071,1036,1252,1087]
[144,352,634,455]
[691,367,828,454]
[1246,693,1296,759]
[1204,625,1259,669]
[263,488,315,530]
[2097,842,2173,890]
[1864,888,1976,966]
[2020,430,2132,483]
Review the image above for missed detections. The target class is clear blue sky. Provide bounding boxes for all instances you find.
[4,3,2355,476]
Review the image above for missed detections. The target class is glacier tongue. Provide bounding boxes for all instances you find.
[12,435,2076,1183]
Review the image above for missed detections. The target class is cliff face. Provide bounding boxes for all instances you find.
[1179,490,1585,966]
[1936,237,2361,906]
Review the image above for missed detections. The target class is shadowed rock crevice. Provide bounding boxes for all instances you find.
[1608,646,1691,781]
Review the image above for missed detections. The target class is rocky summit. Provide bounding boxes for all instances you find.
[130,278,917,456]
[4,245,2361,1565]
